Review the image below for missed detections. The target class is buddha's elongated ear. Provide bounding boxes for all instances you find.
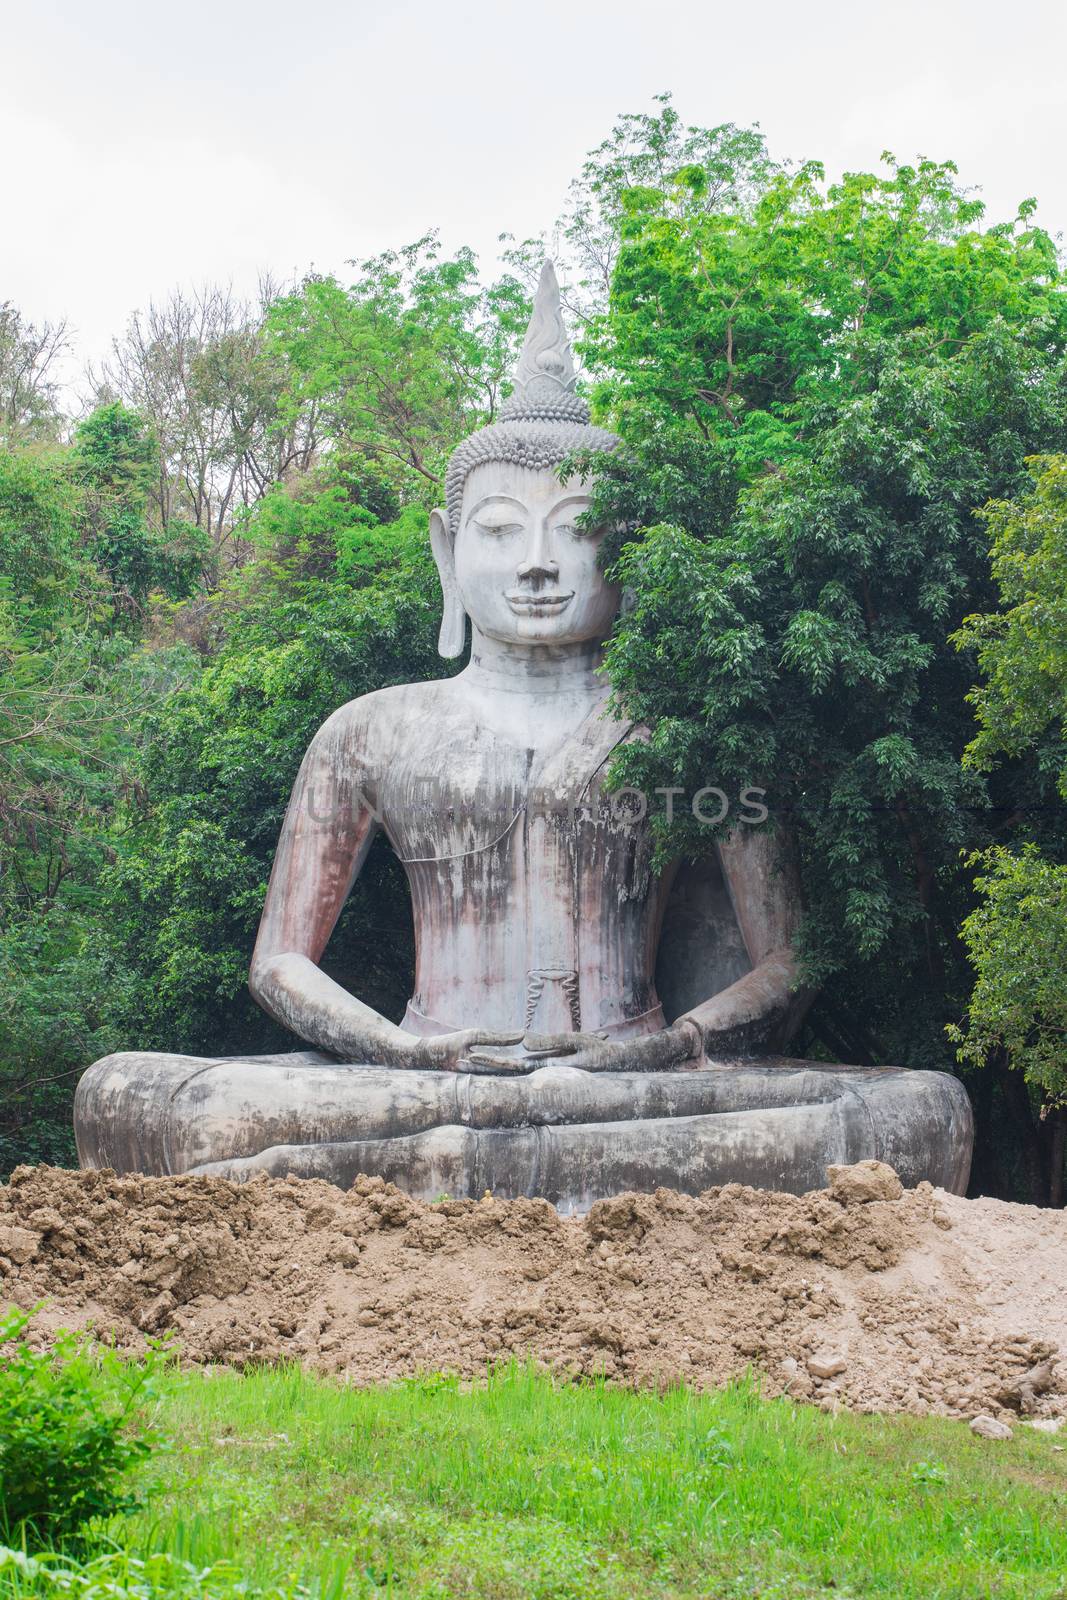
[429,507,467,659]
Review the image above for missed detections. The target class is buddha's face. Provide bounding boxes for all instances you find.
[452,461,620,647]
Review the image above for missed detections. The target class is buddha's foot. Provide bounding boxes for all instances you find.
[74,1051,973,1210]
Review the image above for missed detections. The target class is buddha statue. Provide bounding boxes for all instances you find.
[75,264,973,1208]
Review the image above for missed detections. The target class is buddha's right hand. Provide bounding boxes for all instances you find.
[407,1029,530,1074]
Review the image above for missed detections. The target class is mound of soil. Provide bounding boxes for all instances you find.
[2,1160,1064,1421]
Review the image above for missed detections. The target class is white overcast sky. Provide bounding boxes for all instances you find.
[3,0,1065,382]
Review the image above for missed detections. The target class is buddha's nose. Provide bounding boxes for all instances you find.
[517,521,559,586]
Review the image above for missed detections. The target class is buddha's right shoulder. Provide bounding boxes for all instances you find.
[309,681,449,759]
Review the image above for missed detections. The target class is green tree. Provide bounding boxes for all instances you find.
[957,456,1067,787]
[72,402,208,613]
[576,138,1067,1194]
[0,447,176,1170]
[505,94,778,323]
[0,303,68,445]
[949,847,1067,1204]
[0,449,96,884]
[267,236,529,500]
[0,447,80,616]
[0,412,192,1169]
[948,456,1067,1203]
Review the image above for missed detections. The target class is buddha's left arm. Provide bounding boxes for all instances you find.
[676,826,812,1057]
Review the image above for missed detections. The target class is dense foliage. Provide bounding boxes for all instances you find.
[571,122,1067,1199]
[1,104,1066,1199]
[945,457,1067,1199]
[0,409,199,1167]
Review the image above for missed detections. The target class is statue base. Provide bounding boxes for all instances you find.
[74,1052,973,1211]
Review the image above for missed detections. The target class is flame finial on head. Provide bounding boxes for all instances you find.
[443,257,617,540]
[501,261,589,424]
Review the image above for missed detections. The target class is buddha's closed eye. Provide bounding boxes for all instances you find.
[473,518,523,536]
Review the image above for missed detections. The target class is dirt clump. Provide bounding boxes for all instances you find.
[1,1162,1064,1422]
[826,1159,903,1206]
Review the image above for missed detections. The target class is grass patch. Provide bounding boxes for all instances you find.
[5,1361,1067,1598]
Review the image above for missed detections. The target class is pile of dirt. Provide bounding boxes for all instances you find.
[2,1160,1065,1421]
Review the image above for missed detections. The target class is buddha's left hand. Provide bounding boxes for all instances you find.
[468,1019,703,1073]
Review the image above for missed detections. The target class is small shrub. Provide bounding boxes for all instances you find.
[0,1309,160,1548]
[698,1426,735,1467]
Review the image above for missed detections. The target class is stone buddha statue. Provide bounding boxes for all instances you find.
[75,264,973,1208]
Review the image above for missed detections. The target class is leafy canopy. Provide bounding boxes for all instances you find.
[949,458,1067,1108]
[582,144,1067,1069]
[267,237,530,498]
[957,455,1067,794]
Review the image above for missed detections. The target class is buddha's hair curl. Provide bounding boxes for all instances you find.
[445,417,620,538]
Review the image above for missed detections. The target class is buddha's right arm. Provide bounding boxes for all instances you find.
[247,706,414,1065]
[251,952,525,1070]
[249,952,417,1065]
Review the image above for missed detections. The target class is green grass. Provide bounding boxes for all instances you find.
[5,1363,1067,1599]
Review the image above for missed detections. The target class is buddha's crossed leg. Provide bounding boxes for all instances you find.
[75,1051,973,1208]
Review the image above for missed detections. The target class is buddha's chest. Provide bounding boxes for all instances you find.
[373,720,656,917]
[375,706,665,1036]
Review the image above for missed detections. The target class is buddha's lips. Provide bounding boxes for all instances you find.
[505,590,574,615]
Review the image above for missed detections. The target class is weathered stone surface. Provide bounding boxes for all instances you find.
[74,263,975,1206]
[75,1051,974,1211]
[970,1414,1014,1441]
[807,1351,849,1380]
